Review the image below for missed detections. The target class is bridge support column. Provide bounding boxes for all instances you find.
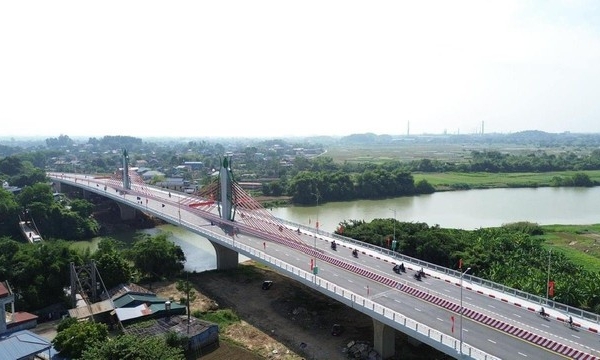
[115,203,136,220]
[373,319,395,360]
[213,242,239,270]
[82,189,91,200]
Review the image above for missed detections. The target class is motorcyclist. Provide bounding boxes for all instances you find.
[331,241,337,250]
[569,316,573,327]
[539,307,546,317]
[352,249,358,257]
[399,263,405,272]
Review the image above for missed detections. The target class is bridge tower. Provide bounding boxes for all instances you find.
[121,148,131,190]
[219,157,235,221]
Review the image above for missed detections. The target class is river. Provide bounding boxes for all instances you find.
[80,186,600,271]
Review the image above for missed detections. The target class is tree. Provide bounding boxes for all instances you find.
[0,156,23,176]
[176,279,197,325]
[10,240,81,311]
[69,199,94,218]
[572,172,593,187]
[80,334,185,360]
[127,232,186,280]
[415,179,435,194]
[93,238,132,289]
[17,183,54,209]
[53,320,108,359]
[0,188,19,235]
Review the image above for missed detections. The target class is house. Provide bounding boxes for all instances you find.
[0,281,38,334]
[0,281,52,360]
[124,315,219,354]
[113,293,186,325]
[0,330,52,360]
[1,181,20,194]
[102,283,219,353]
[140,170,165,181]
[183,161,204,171]
[155,177,186,191]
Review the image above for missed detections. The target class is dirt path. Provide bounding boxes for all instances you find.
[150,261,451,360]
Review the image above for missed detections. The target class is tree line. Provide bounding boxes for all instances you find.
[337,219,600,314]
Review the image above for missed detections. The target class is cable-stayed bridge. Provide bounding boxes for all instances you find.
[47,155,600,359]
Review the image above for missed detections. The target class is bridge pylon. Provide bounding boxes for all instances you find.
[121,148,131,190]
[219,157,235,221]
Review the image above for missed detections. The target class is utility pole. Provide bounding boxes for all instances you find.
[389,208,396,245]
[460,267,472,356]
[546,250,551,300]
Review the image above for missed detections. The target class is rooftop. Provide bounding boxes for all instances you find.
[0,330,52,360]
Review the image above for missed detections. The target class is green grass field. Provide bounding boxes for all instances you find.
[413,171,600,190]
[536,224,600,272]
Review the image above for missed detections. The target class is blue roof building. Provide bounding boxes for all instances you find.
[0,330,52,360]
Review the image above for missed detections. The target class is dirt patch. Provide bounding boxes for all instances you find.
[150,261,451,360]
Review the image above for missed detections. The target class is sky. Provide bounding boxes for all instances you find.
[1,1,600,139]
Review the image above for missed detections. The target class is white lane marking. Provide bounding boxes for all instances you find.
[518,352,528,357]
[541,324,550,329]
[488,339,497,344]
[571,335,581,339]
[465,296,472,301]
[488,304,496,309]
[513,313,522,318]
[437,318,444,322]
[394,299,402,304]
[415,308,422,312]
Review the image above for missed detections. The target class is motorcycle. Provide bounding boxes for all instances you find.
[413,273,422,281]
[331,242,337,251]
[352,249,358,258]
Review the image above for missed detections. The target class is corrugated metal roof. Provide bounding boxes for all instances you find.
[0,330,52,360]
[116,303,152,322]
[67,299,114,320]
[113,293,162,308]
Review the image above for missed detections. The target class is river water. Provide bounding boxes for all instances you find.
[83,186,600,271]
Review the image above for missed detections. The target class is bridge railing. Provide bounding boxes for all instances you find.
[278,217,600,325]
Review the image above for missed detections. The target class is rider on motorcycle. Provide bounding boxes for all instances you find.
[352,249,358,257]
[540,307,546,317]
[569,316,573,327]
[331,241,337,249]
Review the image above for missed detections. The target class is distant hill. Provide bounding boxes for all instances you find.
[337,131,600,147]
